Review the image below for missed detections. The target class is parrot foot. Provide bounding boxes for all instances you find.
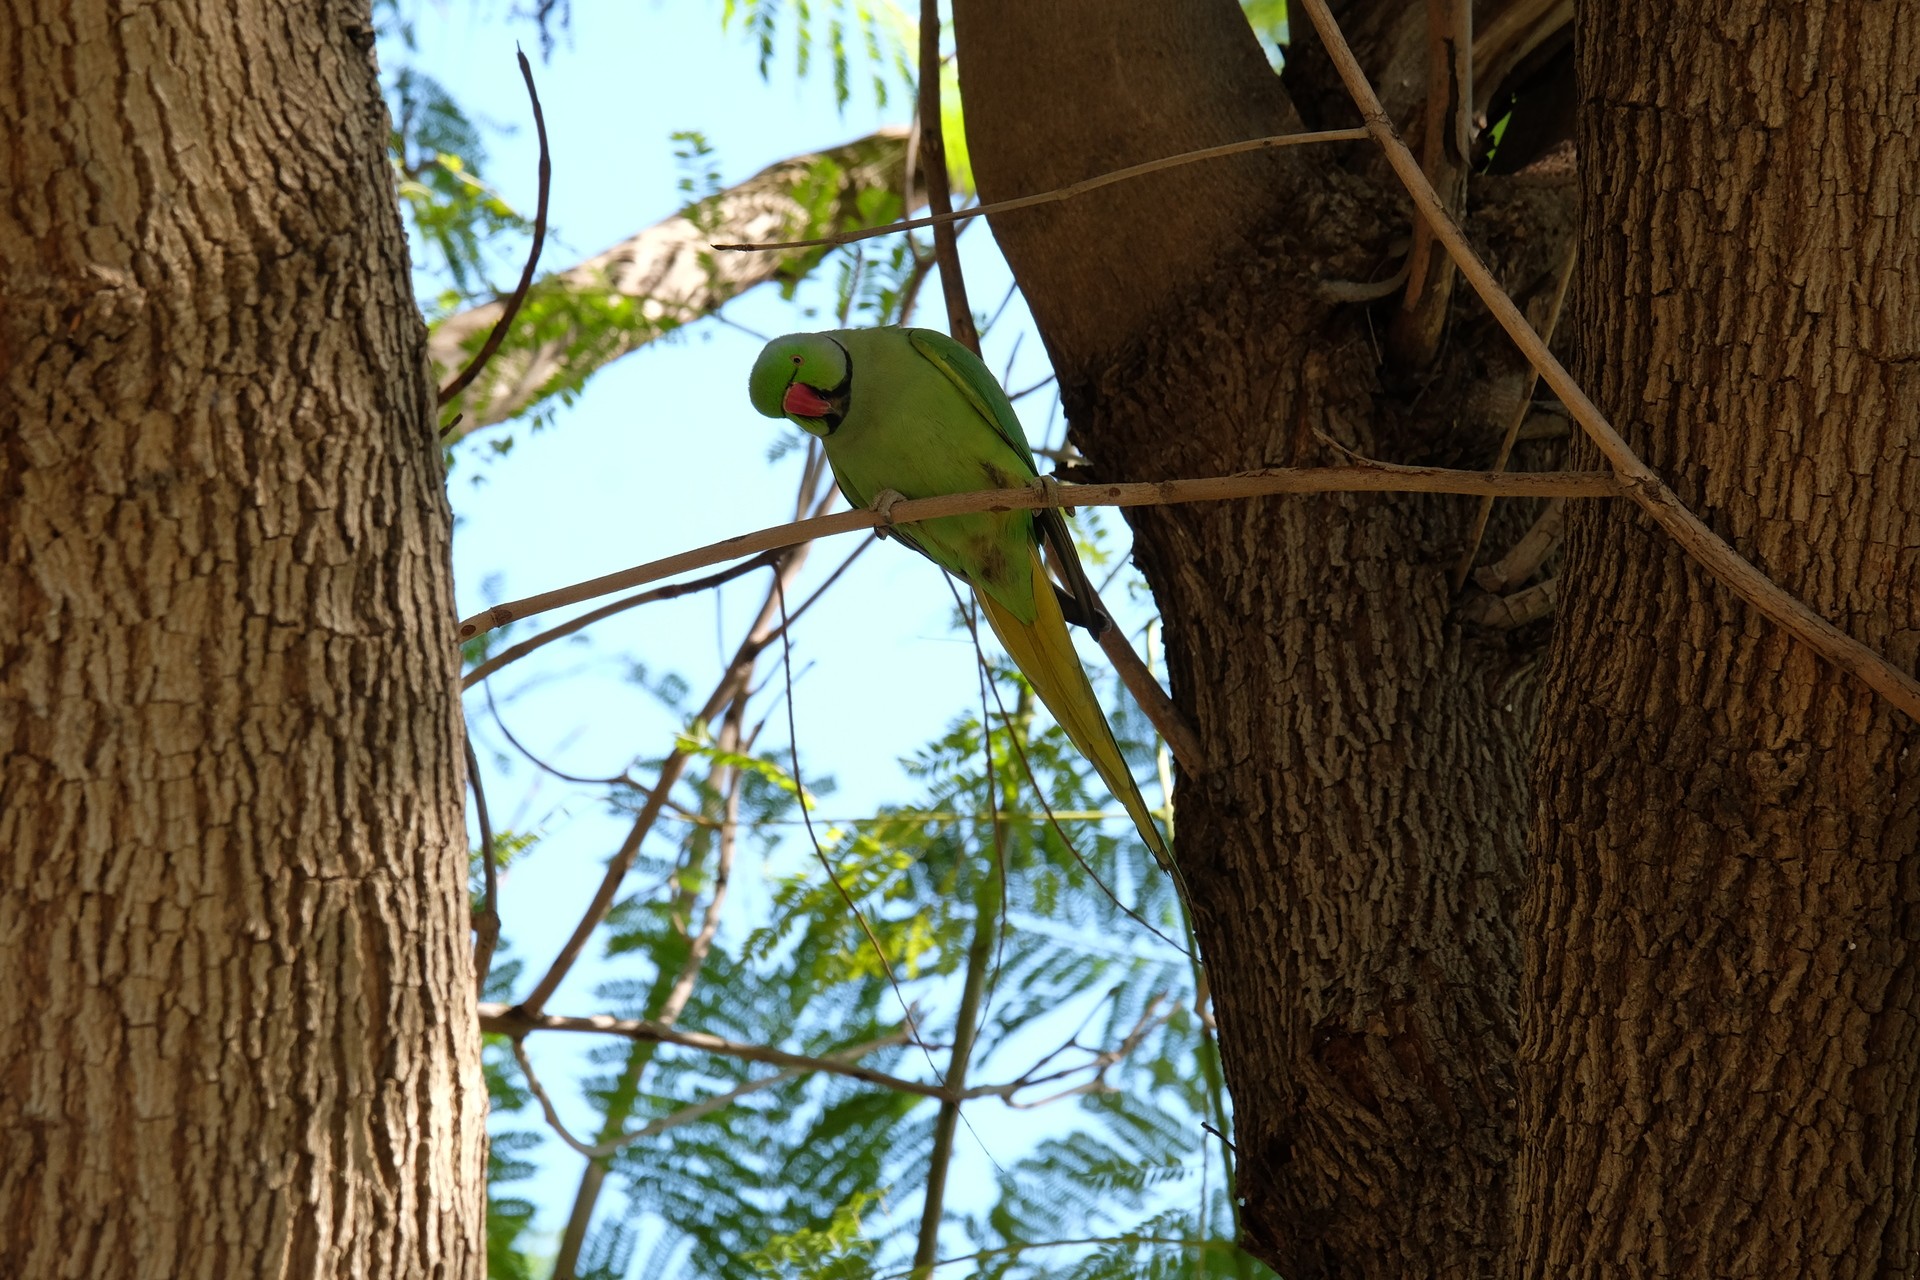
[868,488,909,539]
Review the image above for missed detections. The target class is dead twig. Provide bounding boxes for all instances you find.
[510,1028,916,1159]
[461,550,785,690]
[1388,0,1472,369]
[437,49,552,417]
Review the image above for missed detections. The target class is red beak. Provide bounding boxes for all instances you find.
[783,383,834,418]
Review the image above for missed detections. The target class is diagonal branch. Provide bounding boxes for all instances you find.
[433,128,921,436]
[1295,0,1920,722]
[485,1004,950,1100]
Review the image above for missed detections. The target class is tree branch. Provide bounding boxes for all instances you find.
[433,129,920,436]
[1296,0,1920,722]
[457,466,1622,643]
[913,0,977,353]
[485,1004,950,1100]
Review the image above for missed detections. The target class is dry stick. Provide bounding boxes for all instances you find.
[1004,997,1173,1110]
[457,467,1619,643]
[461,550,784,690]
[1294,0,1920,721]
[437,48,552,417]
[712,128,1370,255]
[466,732,502,999]
[1450,245,1578,592]
[914,0,977,352]
[486,1004,948,1098]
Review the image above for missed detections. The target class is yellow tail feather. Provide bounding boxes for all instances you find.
[977,547,1174,870]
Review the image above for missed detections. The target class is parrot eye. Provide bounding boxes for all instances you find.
[790,354,803,365]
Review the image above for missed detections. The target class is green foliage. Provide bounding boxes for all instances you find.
[743,1191,885,1278]
[722,0,915,111]
[1241,0,1290,68]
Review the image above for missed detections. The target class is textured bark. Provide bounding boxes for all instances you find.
[955,1,1574,1273]
[0,4,484,1278]
[434,129,921,438]
[1519,2,1920,1274]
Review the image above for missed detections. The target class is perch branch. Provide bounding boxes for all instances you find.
[456,466,1620,643]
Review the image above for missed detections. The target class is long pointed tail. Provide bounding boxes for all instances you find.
[977,548,1174,871]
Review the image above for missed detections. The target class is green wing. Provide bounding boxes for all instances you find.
[906,327,1108,631]
[906,328,1038,477]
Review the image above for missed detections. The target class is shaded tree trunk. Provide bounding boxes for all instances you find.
[1520,2,1920,1273]
[954,1,1574,1272]
[0,3,484,1277]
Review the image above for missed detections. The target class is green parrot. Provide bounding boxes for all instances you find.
[748,325,1173,871]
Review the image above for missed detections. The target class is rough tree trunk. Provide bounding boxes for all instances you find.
[955,1,1571,1273]
[1519,2,1920,1274]
[0,4,484,1277]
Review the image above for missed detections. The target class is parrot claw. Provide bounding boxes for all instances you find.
[868,488,909,539]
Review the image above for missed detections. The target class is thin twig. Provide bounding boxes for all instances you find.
[437,48,552,414]
[466,731,501,999]
[1094,624,1208,776]
[1295,0,1920,721]
[486,1003,947,1099]
[456,466,1621,642]
[712,129,1370,254]
[461,550,785,690]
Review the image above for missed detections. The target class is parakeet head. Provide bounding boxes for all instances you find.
[748,333,851,436]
